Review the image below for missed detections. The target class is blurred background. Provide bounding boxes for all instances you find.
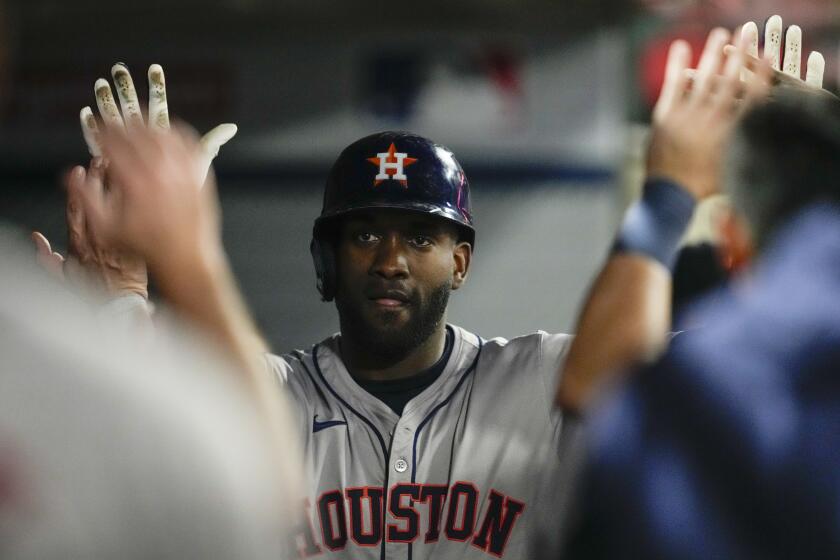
[0,0,837,349]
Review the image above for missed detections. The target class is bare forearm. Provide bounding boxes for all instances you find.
[152,247,269,386]
[556,178,695,412]
[150,247,297,465]
[555,254,671,411]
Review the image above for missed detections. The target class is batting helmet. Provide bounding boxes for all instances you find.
[311,131,474,301]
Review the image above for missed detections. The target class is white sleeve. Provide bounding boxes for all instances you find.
[537,332,587,460]
[538,331,574,407]
[97,292,155,341]
[264,352,293,386]
[263,352,309,438]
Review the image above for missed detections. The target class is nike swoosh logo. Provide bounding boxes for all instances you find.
[313,415,348,433]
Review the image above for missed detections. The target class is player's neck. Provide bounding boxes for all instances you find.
[340,324,448,382]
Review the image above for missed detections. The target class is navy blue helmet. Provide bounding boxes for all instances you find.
[311,131,474,301]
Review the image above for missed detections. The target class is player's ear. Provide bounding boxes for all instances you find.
[718,206,754,273]
[451,241,471,290]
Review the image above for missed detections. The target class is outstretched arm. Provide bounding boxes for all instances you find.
[33,63,238,310]
[78,124,269,379]
[555,26,773,413]
[75,125,283,435]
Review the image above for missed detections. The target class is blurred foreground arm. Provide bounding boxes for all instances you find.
[555,29,772,413]
[77,124,273,411]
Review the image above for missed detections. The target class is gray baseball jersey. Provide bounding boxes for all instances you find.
[267,325,581,559]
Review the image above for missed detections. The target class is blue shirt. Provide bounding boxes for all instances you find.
[569,204,840,559]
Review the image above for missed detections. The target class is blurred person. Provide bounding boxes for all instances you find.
[0,229,302,560]
[0,11,304,559]
[555,14,827,412]
[34,14,806,560]
[557,22,840,560]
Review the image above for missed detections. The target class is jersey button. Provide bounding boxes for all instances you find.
[394,457,408,473]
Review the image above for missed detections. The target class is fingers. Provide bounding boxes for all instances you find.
[74,158,110,244]
[691,28,730,101]
[198,123,238,187]
[764,15,783,71]
[66,165,94,260]
[95,78,125,130]
[724,44,818,89]
[806,51,825,88]
[724,43,837,100]
[711,42,746,114]
[99,124,166,200]
[654,39,692,119]
[31,231,66,279]
[782,25,802,79]
[32,230,53,256]
[199,123,238,160]
[682,69,752,98]
[79,107,102,158]
[175,123,206,185]
[741,21,759,58]
[147,64,170,132]
[676,31,770,122]
[111,63,144,131]
[740,21,759,81]
[720,33,772,110]
[101,121,207,205]
[741,55,772,110]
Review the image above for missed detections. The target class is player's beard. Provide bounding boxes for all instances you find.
[336,280,451,367]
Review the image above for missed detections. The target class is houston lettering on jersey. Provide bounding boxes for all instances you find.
[294,481,526,558]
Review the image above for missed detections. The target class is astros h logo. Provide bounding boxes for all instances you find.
[366,143,418,187]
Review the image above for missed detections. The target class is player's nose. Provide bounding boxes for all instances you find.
[370,235,409,279]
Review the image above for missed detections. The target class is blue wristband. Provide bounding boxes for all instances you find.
[612,178,696,269]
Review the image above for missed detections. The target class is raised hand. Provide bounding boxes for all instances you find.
[647,29,772,200]
[32,162,148,299]
[33,63,238,298]
[727,16,830,95]
[80,63,238,186]
[78,124,221,273]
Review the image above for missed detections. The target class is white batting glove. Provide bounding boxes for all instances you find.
[79,63,237,187]
[737,16,825,90]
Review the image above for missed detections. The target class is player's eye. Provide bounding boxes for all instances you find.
[355,232,379,244]
[409,235,433,248]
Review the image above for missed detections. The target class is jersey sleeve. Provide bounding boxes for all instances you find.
[537,331,575,407]
[536,331,588,468]
[263,352,309,438]
[97,292,155,342]
[263,352,292,386]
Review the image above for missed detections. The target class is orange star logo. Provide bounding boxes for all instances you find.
[366,143,418,186]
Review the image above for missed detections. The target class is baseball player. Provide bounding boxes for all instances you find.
[35,15,817,560]
[53,66,585,557]
[70,121,580,559]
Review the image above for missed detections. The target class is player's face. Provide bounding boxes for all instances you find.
[333,209,471,361]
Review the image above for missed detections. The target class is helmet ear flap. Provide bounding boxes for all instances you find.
[310,236,336,302]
